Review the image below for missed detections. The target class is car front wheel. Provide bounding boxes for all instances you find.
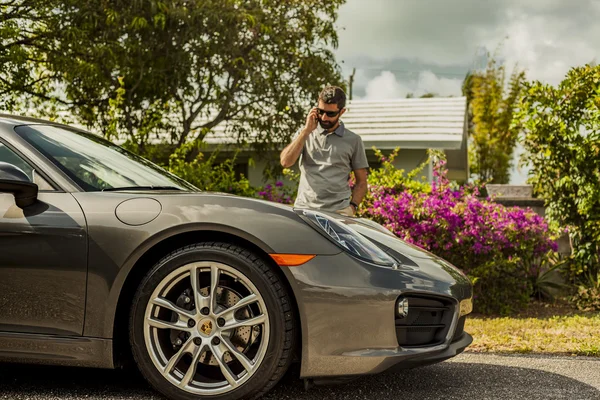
[130,242,296,400]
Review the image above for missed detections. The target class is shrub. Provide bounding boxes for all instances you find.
[350,147,431,215]
[514,64,600,310]
[256,181,294,204]
[469,260,533,316]
[572,277,600,312]
[167,142,298,203]
[167,142,256,197]
[364,147,431,196]
[362,153,559,315]
[255,169,298,205]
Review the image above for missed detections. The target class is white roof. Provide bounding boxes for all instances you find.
[342,97,467,150]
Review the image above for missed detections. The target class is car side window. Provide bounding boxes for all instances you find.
[0,142,55,191]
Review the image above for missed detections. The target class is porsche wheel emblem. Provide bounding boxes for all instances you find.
[200,320,213,335]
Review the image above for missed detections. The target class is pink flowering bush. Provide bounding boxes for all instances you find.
[361,155,559,315]
[257,180,295,204]
[255,168,298,204]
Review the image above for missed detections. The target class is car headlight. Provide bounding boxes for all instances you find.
[297,209,398,268]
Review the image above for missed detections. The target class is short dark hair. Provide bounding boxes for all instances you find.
[319,86,346,110]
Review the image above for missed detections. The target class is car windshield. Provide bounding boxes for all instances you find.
[14,124,198,192]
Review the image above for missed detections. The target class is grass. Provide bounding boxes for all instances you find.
[464,301,600,356]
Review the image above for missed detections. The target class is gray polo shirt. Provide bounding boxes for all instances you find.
[293,121,369,212]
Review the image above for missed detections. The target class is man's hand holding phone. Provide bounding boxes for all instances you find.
[302,107,318,137]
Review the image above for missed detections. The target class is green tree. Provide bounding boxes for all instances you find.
[513,64,600,307]
[463,57,525,184]
[5,0,345,165]
[0,0,55,111]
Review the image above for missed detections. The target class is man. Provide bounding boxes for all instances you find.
[280,86,369,217]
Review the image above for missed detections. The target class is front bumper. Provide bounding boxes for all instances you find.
[281,251,473,378]
[340,331,473,375]
[386,331,473,371]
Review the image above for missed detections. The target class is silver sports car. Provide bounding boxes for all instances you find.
[0,114,473,400]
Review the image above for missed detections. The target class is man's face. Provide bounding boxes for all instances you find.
[317,100,345,130]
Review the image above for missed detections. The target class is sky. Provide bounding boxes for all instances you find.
[332,0,600,183]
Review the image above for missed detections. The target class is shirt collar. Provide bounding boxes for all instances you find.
[334,121,345,137]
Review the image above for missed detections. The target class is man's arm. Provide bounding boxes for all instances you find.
[280,131,309,168]
[349,136,370,213]
[280,108,318,168]
[350,168,368,212]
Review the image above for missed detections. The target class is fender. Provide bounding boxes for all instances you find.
[95,222,276,338]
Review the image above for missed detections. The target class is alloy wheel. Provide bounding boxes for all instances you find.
[143,261,270,396]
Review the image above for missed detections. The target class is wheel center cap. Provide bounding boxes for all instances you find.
[198,319,214,336]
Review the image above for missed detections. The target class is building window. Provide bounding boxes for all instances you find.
[233,163,248,180]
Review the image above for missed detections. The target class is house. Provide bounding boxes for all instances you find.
[337,96,469,181]
[203,96,469,187]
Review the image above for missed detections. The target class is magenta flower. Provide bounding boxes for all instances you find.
[361,157,558,283]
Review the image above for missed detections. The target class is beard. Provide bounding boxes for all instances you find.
[318,117,338,130]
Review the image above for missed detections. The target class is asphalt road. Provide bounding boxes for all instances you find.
[1,353,599,400]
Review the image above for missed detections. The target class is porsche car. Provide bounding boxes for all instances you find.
[0,114,473,400]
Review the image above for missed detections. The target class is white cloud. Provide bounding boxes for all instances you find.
[335,0,510,67]
[492,9,599,85]
[416,71,463,97]
[364,71,411,99]
[336,0,600,85]
[361,70,462,100]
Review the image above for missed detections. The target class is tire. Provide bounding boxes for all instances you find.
[129,242,296,400]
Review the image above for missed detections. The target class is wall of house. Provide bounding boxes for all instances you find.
[247,158,269,186]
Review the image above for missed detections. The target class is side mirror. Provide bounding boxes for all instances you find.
[0,162,38,208]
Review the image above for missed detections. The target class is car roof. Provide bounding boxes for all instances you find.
[0,114,92,138]
[0,113,59,126]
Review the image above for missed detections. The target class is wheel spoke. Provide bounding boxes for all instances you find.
[151,297,195,321]
[147,317,190,332]
[189,266,209,312]
[223,314,267,331]
[212,344,239,388]
[180,344,205,388]
[216,293,258,320]
[209,265,220,314]
[221,336,254,372]
[163,339,194,376]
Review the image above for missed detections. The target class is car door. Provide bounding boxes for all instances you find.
[0,139,88,336]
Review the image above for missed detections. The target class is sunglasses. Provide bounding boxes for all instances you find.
[316,108,341,118]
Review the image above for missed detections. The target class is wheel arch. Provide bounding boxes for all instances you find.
[110,226,303,369]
